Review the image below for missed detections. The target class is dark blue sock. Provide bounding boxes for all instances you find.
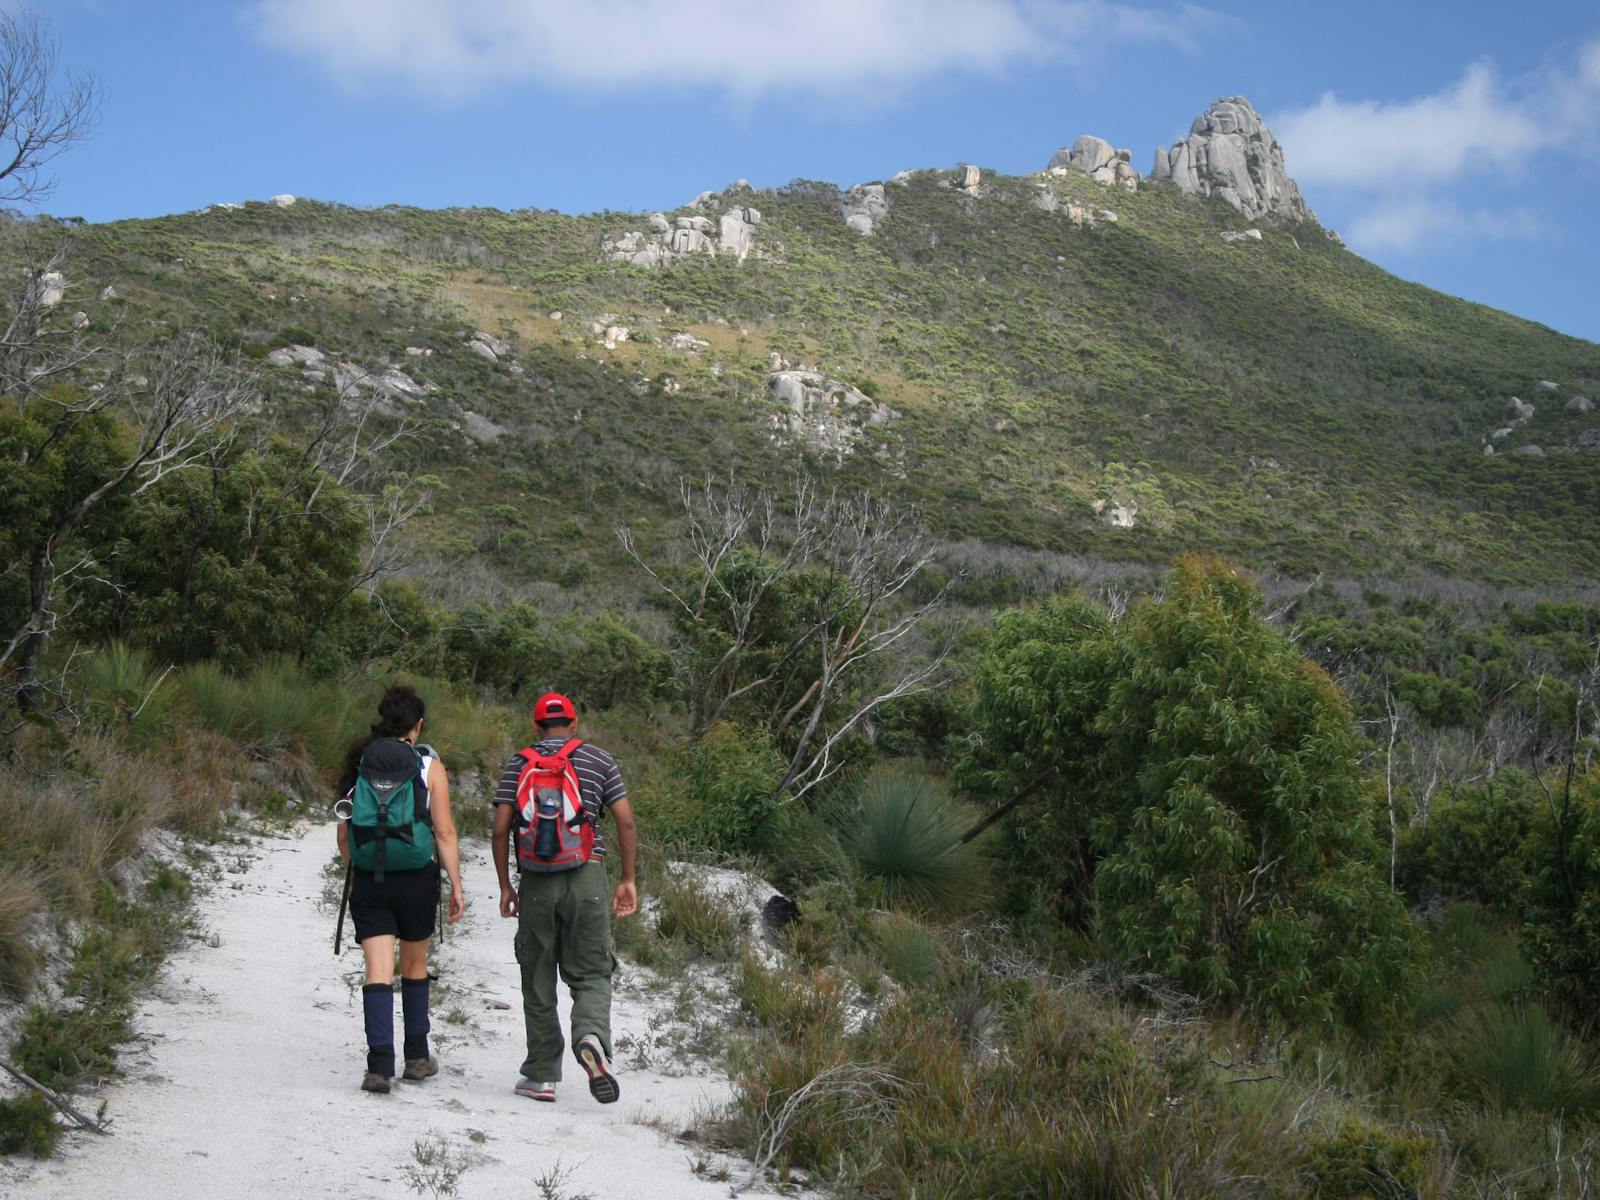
[401,976,430,1061]
[362,983,394,1077]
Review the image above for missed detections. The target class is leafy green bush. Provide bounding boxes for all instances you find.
[646,722,785,852]
[1396,771,1541,913]
[1521,772,1600,1017]
[840,767,986,915]
[1297,1120,1432,1200]
[970,555,1420,1026]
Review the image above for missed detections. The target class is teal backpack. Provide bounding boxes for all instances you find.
[347,738,435,880]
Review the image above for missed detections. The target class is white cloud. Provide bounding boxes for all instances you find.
[249,0,1226,102]
[1272,39,1600,253]
[1346,199,1552,254]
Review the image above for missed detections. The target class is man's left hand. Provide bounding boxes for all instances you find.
[612,881,637,917]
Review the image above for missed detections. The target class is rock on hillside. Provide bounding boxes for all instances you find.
[1151,97,1314,223]
[1047,135,1140,190]
[767,370,899,461]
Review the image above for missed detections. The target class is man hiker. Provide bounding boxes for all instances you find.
[492,691,638,1103]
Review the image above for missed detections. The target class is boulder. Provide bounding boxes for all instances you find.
[1504,397,1535,422]
[1567,395,1594,413]
[602,325,629,349]
[470,330,509,358]
[668,332,710,352]
[34,271,64,307]
[1114,161,1139,190]
[267,344,325,369]
[270,194,296,207]
[718,206,761,261]
[766,370,900,460]
[675,215,714,233]
[1152,97,1314,223]
[1220,229,1263,243]
[549,311,562,321]
[98,285,116,301]
[70,311,88,330]
[404,346,433,357]
[1511,444,1545,457]
[667,227,712,255]
[1535,380,1559,392]
[462,411,507,444]
[842,183,889,235]
[465,338,498,362]
[1581,429,1600,447]
[957,164,982,190]
[648,213,671,233]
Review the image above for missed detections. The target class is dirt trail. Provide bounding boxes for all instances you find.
[3,822,742,1199]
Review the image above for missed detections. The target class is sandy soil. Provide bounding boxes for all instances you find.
[3,822,752,1199]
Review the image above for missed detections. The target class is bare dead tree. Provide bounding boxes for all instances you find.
[0,10,101,208]
[620,473,952,805]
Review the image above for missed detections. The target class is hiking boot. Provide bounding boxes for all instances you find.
[360,1072,392,1094]
[574,1035,619,1104]
[402,1056,439,1081]
[514,1078,556,1102]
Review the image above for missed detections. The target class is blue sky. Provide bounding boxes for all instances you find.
[27,1,1600,342]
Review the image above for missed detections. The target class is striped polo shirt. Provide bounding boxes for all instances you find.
[492,738,626,861]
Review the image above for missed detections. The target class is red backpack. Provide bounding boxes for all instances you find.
[513,739,596,871]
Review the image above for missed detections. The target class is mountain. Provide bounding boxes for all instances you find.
[48,96,1600,598]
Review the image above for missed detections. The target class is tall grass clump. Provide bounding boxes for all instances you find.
[179,661,252,740]
[83,641,175,741]
[0,863,44,993]
[841,768,986,914]
[1453,1003,1600,1115]
[240,656,319,754]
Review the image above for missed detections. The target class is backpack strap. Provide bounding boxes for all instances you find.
[554,738,584,762]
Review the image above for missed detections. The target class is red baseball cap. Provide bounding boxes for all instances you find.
[534,692,576,723]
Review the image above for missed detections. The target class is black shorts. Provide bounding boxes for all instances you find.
[350,862,439,943]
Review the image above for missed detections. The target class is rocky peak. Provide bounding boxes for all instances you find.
[1151,96,1314,224]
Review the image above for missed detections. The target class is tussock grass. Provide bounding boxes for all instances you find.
[868,911,951,991]
[838,767,987,915]
[83,641,175,742]
[1454,1002,1600,1116]
[0,862,44,993]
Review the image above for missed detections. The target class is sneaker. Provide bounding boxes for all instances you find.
[574,1035,619,1104]
[402,1057,439,1081]
[514,1078,556,1102]
[360,1072,392,1094]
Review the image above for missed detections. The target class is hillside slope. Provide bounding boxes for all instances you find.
[44,114,1600,592]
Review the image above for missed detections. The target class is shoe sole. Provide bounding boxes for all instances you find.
[576,1041,619,1104]
[515,1084,556,1102]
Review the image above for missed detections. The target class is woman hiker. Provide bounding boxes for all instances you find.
[336,684,466,1093]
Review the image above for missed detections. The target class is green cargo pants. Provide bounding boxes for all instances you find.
[513,861,615,1081]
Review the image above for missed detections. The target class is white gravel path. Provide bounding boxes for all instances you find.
[3,821,746,1199]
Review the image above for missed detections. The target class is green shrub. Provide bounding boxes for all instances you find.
[1396,771,1541,912]
[1298,1120,1433,1200]
[647,722,786,852]
[970,555,1421,1026]
[0,1093,61,1158]
[1521,771,1600,1015]
[840,767,986,915]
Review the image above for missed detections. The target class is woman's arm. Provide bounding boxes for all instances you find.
[336,819,349,863]
[429,760,466,923]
